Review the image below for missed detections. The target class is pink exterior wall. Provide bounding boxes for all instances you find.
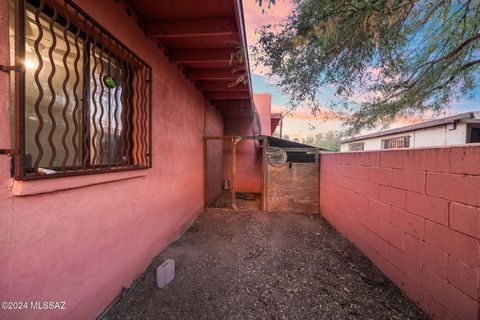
[220,94,272,194]
[206,139,224,203]
[0,0,10,150]
[223,117,262,193]
[0,1,223,319]
[254,93,271,136]
[319,146,480,320]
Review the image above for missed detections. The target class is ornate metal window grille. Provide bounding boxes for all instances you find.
[381,136,410,149]
[11,0,152,180]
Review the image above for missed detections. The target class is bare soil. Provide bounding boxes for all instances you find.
[102,209,427,320]
[210,192,261,210]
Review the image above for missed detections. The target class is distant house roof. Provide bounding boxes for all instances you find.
[341,111,479,143]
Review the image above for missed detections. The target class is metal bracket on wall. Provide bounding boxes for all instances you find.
[0,65,25,73]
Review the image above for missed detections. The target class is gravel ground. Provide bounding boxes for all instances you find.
[102,209,427,320]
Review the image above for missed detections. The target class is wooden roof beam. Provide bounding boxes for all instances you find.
[209,99,252,107]
[219,109,249,113]
[206,92,250,100]
[197,81,248,91]
[186,69,242,80]
[145,17,238,38]
[170,49,239,63]
[216,107,249,112]
[223,114,250,118]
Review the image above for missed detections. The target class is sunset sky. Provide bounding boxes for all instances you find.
[243,0,480,140]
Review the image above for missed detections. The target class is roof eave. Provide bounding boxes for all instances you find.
[341,112,477,144]
[234,0,261,135]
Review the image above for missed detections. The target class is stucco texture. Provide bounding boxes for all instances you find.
[0,0,223,319]
[223,117,262,193]
[254,93,271,137]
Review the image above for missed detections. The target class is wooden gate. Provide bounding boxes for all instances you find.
[265,162,319,213]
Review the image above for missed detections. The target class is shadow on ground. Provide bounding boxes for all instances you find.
[102,209,426,320]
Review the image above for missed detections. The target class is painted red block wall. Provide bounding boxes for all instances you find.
[320,146,480,320]
[254,93,272,136]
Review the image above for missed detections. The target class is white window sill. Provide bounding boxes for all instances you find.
[11,169,149,196]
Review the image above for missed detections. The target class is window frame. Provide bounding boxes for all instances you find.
[468,126,480,143]
[381,135,410,149]
[348,142,364,151]
[12,0,152,180]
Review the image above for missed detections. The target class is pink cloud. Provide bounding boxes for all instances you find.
[243,0,294,28]
[243,0,295,74]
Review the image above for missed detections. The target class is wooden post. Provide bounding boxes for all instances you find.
[261,137,267,211]
[231,137,241,211]
[203,135,265,211]
[262,137,269,211]
[203,137,208,208]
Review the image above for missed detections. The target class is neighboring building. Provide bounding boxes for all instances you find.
[340,111,480,152]
[270,113,282,135]
[254,93,282,135]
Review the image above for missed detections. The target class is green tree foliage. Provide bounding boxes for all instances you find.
[301,136,315,145]
[254,0,480,133]
[313,130,344,151]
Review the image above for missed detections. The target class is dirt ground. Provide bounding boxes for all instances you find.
[102,209,427,320]
[210,192,261,210]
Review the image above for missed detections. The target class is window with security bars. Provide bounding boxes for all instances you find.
[381,136,410,149]
[10,0,152,179]
[470,127,480,143]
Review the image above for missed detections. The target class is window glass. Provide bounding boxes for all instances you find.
[10,0,151,179]
[349,142,364,151]
[24,3,84,170]
[471,128,480,143]
[381,136,410,149]
[89,47,124,165]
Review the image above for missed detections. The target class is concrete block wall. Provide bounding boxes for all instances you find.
[319,146,480,320]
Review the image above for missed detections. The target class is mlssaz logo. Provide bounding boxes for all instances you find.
[30,301,66,310]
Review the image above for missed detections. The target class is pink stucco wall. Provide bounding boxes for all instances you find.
[0,0,223,319]
[319,146,480,320]
[206,138,224,204]
[0,0,10,150]
[223,117,262,193]
[254,93,271,137]
[220,94,272,194]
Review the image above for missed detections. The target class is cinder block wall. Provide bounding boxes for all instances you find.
[319,146,480,320]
